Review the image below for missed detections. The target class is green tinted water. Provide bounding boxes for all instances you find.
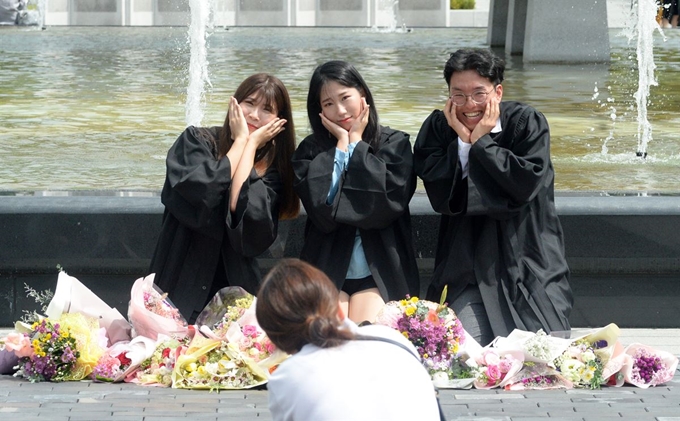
[1,26,679,192]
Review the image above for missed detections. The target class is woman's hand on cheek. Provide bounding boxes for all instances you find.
[320,112,350,148]
[250,118,286,149]
[228,97,248,143]
[349,98,369,143]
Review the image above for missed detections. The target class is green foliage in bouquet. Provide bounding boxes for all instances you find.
[449,358,474,379]
[20,283,53,324]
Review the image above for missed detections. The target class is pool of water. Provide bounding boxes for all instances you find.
[1,26,679,193]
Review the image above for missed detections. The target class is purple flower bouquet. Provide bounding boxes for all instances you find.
[622,343,678,388]
[374,295,469,385]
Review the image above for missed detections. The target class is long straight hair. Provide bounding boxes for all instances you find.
[256,259,355,355]
[306,60,381,151]
[216,73,299,220]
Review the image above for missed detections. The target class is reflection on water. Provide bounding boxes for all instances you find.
[0,26,679,192]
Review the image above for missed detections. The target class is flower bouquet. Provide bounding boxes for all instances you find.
[92,343,133,382]
[173,288,287,390]
[171,335,275,391]
[11,313,109,382]
[56,312,108,380]
[374,292,472,388]
[468,348,524,389]
[125,335,188,387]
[503,361,573,390]
[620,343,678,388]
[196,286,255,339]
[494,329,572,365]
[552,339,606,389]
[11,318,81,382]
[197,289,281,365]
[92,336,158,382]
[128,274,188,340]
[551,324,620,389]
[46,271,131,345]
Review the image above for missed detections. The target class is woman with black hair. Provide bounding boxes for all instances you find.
[662,0,678,28]
[292,60,419,324]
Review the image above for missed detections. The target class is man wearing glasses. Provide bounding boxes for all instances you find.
[414,48,573,346]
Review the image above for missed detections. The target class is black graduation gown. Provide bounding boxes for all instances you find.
[413,102,573,337]
[149,126,282,320]
[292,126,420,301]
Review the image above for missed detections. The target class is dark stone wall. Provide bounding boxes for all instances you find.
[1,193,679,328]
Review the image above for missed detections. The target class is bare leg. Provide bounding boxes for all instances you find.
[347,287,385,324]
[339,290,350,320]
[672,15,679,27]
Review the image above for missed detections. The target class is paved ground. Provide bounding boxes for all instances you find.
[1,371,680,421]
[2,329,679,420]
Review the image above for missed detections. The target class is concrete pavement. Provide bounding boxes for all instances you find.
[1,370,680,421]
[2,329,680,420]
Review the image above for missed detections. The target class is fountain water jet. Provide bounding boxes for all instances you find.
[373,0,409,33]
[624,0,665,158]
[36,0,46,29]
[185,0,214,127]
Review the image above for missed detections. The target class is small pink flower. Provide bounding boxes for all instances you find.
[374,303,402,329]
[486,365,502,384]
[240,337,253,349]
[4,332,33,358]
[242,325,258,338]
[499,359,514,373]
[482,350,501,366]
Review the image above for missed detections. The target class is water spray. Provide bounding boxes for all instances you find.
[185,0,214,128]
[626,0,665,158]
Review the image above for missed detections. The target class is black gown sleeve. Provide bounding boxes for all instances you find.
[293,129,415,232]
[335,129,416,230]
[415,105,552,218]
[225,166,282,257]
[466,104,551,216]
[292,136,338,233]
[413,110,467,216]
[161,126,232,233]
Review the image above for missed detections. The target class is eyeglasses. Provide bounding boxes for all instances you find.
[449,87,495,106]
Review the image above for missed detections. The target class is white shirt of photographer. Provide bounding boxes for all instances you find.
[267,319,441,421]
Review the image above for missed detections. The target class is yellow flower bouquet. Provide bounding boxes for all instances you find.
[171,335,285,391]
